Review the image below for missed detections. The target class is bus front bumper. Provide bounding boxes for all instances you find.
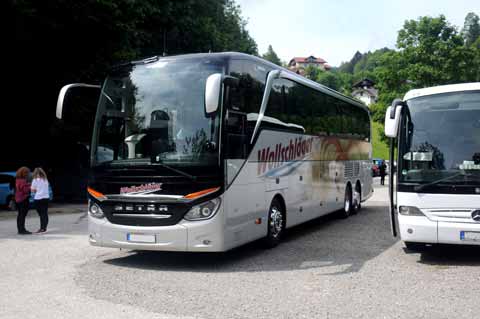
[399,214,480,245]
[88,213,226,252]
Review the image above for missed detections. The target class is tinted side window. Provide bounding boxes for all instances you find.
[227,59,268,114]
[286,81,311,134]
[264,79,309,134]
[263,79,370,140]
[263,79,285,130]
[225,60,272,157]
[311,90,330,136]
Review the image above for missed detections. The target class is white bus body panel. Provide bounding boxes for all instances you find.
[397,192,480,245]
[222,130,372,249]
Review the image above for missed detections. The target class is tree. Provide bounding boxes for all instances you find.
[462,12,480,46]
[396,15,468,87]
[368,14,480,127]
[304,65,320,81]
[262,45,282,65]
[316,71,340,91]
[339,51,363,73]
[4,0,259,194]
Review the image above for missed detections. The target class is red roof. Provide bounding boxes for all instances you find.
[290,56,327,64]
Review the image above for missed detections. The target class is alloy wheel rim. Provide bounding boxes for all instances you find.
[353,188,361,208]
[270,207,283,238]
[345,191,351,212]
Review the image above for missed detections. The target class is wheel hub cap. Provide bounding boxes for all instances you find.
[270,207,283,238]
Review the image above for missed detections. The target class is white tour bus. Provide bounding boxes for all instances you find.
[57,52,373,252]
[385,83,480,250]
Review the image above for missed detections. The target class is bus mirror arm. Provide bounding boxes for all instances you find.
[56,83,101,119]
[390,99,405,119]
[250,70,281,144]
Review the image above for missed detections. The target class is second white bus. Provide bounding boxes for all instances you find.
[385,83,480,250]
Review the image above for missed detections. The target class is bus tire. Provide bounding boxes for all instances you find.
[338,185,353,219]
[404,241,426,252]
[263,198,284,248]
[352,182,361,214]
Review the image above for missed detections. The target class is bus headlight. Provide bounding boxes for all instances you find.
[399,206,425,216]
[89,200,105,219]
[184,198,221,221]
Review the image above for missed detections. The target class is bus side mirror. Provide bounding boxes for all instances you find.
[384,99,405,138]
[205,73,223,115]
[56,83,100,119]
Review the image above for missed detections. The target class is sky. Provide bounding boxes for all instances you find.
[236,0,479,67]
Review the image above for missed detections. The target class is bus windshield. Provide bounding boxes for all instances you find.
[92,58,225,167]
[399,91,480,185]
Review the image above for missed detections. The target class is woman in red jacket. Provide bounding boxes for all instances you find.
[15,167,31,235]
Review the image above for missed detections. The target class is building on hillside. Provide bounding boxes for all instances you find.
[351,78,378,106]
[288,56,331,75]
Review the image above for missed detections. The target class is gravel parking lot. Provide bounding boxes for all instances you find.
[1,179,480,319]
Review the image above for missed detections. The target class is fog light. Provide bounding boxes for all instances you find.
[407,228,413,234]
[399,206,425,216]
[203,240,211,245]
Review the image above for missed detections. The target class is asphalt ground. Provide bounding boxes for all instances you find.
[1,179,480,319]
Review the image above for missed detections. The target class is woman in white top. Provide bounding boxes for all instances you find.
[31,168,50,233]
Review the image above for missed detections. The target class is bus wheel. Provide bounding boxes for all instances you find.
[263,199,284,248]
[352,183,361,214]
[404,241,426,252]
[338,185,353,219]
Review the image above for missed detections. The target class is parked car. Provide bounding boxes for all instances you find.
[0,171,53,211]
[372,158,381,177]
[0,172,16,210]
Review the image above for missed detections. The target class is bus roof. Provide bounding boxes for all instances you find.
[123,52,369,113]
[403,82,480,101]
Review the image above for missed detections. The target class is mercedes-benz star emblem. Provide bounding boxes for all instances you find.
[472,210,480,222]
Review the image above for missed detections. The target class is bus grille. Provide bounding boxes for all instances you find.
[344,162,354,178]
[102,202,190,226]
[425,209,480,224]
[354,162,360,176]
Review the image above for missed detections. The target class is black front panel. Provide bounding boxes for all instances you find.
[100,200,190,226]
[90,165,222,196]
[89,165,222,226]
[398,183,480,195]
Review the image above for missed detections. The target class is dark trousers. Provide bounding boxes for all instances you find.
[16,200,30,232]
[380,175,385,185]
[35,199,49,230]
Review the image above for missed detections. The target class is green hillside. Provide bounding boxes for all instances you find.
[372,121,389,160]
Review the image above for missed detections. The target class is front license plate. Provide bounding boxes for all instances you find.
[127,233,156,243]
[460,231,480,242]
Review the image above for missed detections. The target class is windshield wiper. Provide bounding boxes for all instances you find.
[99,160,197,182]
[153,162,197,182]
[414,171,474,191]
